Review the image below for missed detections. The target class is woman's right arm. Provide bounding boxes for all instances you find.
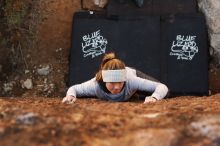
[62,78,97,104]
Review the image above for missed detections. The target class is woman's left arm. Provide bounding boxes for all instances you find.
[130,76,169,100]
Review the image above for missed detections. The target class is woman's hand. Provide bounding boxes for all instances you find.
[144,96,157,104]
[62,95,77,104]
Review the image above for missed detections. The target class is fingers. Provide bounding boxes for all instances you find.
[144,100,155,104]
[62,97,67,103]
[69,97,76,104]
[62,96,76,104]
[62,97,69,103]
[143,96,157,104]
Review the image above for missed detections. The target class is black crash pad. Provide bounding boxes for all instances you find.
[68,11,208,96]
[69,11,161,85]
[160,14,208,95]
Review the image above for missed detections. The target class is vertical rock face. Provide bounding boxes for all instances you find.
[198,0,220,65]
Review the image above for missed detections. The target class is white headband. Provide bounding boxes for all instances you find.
[102,69,127,82]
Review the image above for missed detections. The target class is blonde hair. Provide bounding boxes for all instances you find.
[96,53,126,81]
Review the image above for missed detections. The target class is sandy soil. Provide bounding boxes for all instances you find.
[1,94,220,146]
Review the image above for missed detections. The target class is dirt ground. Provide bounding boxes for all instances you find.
[1,0,220,145]
[1,94,220,146]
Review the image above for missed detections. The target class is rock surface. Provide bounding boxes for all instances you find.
[198,0,220,64]
[22,79,33,89]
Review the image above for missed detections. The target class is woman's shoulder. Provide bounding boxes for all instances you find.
[125,66,137,77]
[80,77,99,86]
[125,66,136,73]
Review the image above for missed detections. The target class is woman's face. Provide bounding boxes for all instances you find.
[105,82,125,94]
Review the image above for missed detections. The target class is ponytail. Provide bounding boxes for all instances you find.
[96,52,126,81]
[100,52,116,68]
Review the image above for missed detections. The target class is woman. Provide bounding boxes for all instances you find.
[62,53,168,104]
